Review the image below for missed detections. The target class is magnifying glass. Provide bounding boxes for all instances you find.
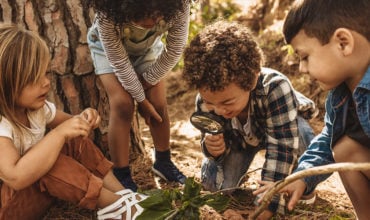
[190,111,229,134]
[190,111,247,151]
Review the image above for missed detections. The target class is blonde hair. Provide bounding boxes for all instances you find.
[0,24,50,139]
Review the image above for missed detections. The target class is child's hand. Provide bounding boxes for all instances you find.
[279,179,307,211]
[138,99,162,125]
[253,179,275,200]
[255,210,273,220]
[53,115,92,140]
[252,180,277,220]
[80,108,101,129]
[204,133,226,157]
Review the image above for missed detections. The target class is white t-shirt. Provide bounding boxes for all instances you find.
[0,101,56,154]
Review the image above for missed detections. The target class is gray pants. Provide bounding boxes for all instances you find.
[201,117,315,192]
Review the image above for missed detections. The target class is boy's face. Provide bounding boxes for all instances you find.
[199,83,251,119]
[291,30,350,91]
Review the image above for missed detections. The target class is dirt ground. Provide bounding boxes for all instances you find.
[43,2,357,219]
[43,69,356,220]
[138,71,356,220]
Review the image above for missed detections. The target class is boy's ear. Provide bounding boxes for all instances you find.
[333,28,354,56]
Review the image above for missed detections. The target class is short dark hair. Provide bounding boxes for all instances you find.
[183,20,264,92]
[88,0,187,24]
[283,0,370,44]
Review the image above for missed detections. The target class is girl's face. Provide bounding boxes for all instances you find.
[16,74,50,111]
[199,83,251,119]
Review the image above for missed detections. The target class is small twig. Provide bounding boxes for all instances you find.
[252,162,370,219]
[201,167,263,195]
[246,167,262,175]
[165,210,178,220]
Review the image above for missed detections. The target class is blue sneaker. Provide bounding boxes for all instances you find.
[152,160,186,184]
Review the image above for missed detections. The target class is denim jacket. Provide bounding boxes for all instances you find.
[296,65,370,194]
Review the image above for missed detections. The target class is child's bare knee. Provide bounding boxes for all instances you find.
[333,135,369,162]
[111,98,134,114]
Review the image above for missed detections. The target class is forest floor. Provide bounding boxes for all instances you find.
[44,70,356,220]
[134,71,356,220]
[44,2,357,220]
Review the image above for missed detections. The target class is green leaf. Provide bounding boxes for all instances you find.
[182,177,202,201]
[188,197,207,208]
[136,209,176,220]
[139,190,173,210]
[174,206,200,220]
[203,193,230,212]
[137,177,230,220]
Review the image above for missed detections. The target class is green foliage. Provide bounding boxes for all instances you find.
[200,0,241,23]
[173,0,242,70]
[137,177,230,220]
[281,44,295,56]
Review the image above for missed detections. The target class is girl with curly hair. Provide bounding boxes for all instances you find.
[87,0,190,191]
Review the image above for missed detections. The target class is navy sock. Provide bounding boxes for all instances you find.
[155,149,171,161]
[113,166,138,192]
[113,166,131,180]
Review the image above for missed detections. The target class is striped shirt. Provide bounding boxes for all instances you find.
[95,3,190,102]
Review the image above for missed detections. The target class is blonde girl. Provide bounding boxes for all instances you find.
[0,24,145,220]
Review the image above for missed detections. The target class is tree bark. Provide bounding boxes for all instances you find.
[0,0,145,156]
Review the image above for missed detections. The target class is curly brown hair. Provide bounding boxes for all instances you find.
[183,20,264,92]
[87,0,188,25]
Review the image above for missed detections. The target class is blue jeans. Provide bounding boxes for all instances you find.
[201,116,315,192]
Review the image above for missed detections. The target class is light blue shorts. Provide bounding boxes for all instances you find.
[87,25,164,75]
[87,27,113,75]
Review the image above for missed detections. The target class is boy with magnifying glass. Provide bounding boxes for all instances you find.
[182,20,317,219]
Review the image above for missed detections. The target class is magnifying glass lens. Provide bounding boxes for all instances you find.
[190,112,225,134]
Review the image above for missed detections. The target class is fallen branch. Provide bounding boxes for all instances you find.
[252,162,370,219]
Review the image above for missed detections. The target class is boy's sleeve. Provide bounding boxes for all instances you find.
[294,98,335,194]
[261,79,300,213]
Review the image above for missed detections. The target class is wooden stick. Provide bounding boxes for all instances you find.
[251,162,370,219]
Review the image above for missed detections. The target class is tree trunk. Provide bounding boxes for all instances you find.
[0,0,145,157]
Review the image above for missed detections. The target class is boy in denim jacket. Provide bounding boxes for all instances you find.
[272,0,370,219]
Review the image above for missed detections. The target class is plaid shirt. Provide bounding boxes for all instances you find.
[196,67,316,212]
